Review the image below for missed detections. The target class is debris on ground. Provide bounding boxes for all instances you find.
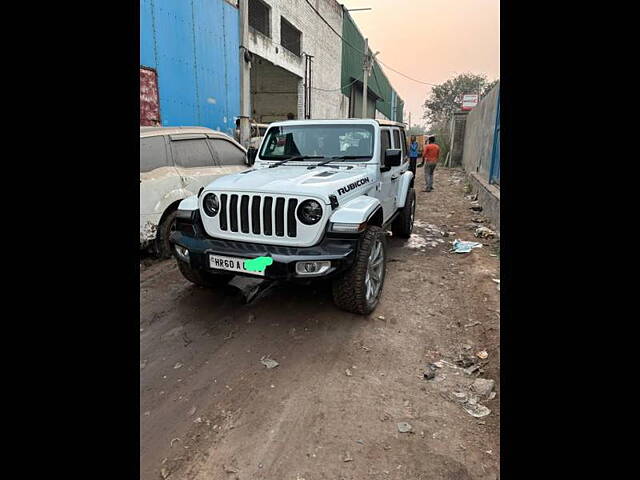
[451,391,468,402]
[450,386,492,418]
[187,406,197,416]
[342,451,354,462]
[377,315,386,320]
[492,279,501,291]
[260,356,279,369]
[456,354,477,368]
[170,438,181,447]
[470,378,495,401]
[451,240,483,253]
[174,362,183,370]
[464,321,482,328]
[462,400,491,418]
[470,202,483,212]
[345,368,353,377]
[476,350,489,360]
[474,226,496,239]
[397,422,412,433]
[160,467,170,479]
[464,364,481,375]
[424,364,438,380]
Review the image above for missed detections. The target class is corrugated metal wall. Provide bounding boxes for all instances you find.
[340,11,402,121]
[140,0,240,136]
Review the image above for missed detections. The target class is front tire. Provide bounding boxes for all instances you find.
[391,188,416,238]
[332,226,386,315]
[176,259,233,288]
[155,210,178,259]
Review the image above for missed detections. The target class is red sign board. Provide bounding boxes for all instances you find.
[462,94,479,111]
[140,67,161,126]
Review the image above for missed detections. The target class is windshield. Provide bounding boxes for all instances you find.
[259,124,375,160]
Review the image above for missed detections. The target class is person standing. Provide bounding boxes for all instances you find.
[408,135,420,177]
[422,135,440,192]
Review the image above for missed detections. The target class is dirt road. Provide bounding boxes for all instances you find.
[140,167,500,480]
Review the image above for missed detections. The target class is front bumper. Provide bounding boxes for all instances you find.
[169,210,359,281]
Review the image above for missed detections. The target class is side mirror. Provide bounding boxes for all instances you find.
[247,148,257,166]
[384,148,402,168]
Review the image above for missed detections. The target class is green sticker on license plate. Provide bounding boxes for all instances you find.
[243,256,273,272]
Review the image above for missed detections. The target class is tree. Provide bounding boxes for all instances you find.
[423,73,499,128]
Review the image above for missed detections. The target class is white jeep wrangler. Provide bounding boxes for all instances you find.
[170,119,416,314]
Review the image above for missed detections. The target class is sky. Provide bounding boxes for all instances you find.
[339,0,500,126]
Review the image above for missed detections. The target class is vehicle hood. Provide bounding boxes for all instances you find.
[203,164,376,203]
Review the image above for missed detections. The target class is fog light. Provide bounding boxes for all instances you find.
[174,244,189,262]
[295,261,331,276]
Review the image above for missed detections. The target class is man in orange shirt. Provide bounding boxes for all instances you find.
[422,136,440,192]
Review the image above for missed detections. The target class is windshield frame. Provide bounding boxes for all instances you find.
[257,123,376,163]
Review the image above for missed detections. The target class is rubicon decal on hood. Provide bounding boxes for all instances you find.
[337,177,370,195]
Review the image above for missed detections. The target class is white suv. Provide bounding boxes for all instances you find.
[170,119,416,314]
[140,126,248,257]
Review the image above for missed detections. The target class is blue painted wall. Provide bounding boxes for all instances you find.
[140,0,240,136]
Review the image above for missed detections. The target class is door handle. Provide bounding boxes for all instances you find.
[391,175,399,181]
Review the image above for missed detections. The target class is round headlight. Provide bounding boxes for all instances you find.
[202,193,219,217]
[297,199,323,225]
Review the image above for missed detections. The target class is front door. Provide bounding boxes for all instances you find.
[376,128,396,221]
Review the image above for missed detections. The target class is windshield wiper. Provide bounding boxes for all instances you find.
[307,155,371,170]
[268,155,324,168]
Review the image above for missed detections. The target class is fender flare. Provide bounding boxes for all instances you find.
[395,171,414,208]
[154,188,194,214]
[329,195,382,225]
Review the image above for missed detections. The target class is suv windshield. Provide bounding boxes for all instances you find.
[259,124,375,160]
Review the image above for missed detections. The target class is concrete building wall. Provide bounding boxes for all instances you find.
[250,58,299,122]
[246,0,345,119]
[461,83,500,180]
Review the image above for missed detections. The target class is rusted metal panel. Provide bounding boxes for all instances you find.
[140,67,161,126]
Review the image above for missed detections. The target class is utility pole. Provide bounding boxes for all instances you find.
[239,0,251,150]
[362,38,369,119]
[361,39,379,119]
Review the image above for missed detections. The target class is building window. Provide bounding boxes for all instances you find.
[249,0,270,37]
[280,17,301,56]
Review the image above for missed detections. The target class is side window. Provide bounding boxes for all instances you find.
[140,136,169,173]
[400,129,408,162]
[210,139,246,166]
[392,129,402,157]
[380,129,391,163]
[171,135,215,168]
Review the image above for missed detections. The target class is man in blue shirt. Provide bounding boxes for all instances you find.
[409,135,420,177]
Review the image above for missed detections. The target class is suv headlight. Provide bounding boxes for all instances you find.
[297,199,323,225]
[202,193,219,217]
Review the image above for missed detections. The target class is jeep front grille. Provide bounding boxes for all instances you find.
[219,194,300,238]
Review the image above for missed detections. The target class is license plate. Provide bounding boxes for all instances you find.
[209,254,265,277]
